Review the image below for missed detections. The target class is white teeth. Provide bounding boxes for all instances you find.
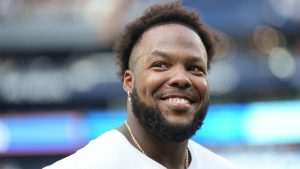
[166,98,189,104]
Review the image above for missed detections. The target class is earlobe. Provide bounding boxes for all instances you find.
[123,70,134,92]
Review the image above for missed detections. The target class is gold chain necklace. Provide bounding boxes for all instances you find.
[125,120,189,169]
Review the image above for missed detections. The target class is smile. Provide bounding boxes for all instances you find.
[160,96,194,112]
[166,97,190,104]
[160,93,196,103]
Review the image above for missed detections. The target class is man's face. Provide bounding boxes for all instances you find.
[125,23,209,142]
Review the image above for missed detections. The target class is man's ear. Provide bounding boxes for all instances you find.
[123,70,134,92]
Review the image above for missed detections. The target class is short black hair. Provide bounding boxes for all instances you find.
[114,2,218,81]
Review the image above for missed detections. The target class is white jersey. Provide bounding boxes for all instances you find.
[44,130,237,169]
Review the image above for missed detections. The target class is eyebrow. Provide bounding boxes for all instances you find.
[150,50,205,63]
[152,50,171,58]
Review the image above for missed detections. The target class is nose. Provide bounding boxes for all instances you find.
[168,66,192,89]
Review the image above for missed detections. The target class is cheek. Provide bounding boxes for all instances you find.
[146,73,166,94]
[194,77,208,96]
[137,72,166,100]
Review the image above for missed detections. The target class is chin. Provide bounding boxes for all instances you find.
[163,115,194,127]
[130,87,209,142]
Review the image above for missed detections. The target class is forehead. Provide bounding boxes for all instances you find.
[133,23,207,63]
[144,24,201,46]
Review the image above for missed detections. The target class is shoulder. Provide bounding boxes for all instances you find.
[188,140,238,169]
[43,130,127,169]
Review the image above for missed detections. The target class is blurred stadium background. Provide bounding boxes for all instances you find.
[0,0,299,168]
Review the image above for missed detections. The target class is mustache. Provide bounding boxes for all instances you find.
[154,88,201,102]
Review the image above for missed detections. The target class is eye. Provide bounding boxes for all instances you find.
[188,65,206,75]
[151,62,169,69]
[188,65,201,71]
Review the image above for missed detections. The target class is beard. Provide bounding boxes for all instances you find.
[130,86,209,142]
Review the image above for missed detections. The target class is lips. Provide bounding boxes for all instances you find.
[165,97,189,104]
[160,94,196,103]
[159,94,198,112]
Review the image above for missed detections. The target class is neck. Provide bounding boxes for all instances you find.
[118,117,190,169]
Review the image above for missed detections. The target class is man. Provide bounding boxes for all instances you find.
[44,2,237,169]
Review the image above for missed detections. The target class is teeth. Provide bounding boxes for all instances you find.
[166,98,189,104]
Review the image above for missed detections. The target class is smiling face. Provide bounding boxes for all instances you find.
[124,23,209,141]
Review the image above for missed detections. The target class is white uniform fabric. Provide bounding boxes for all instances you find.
[44,130,237,169]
